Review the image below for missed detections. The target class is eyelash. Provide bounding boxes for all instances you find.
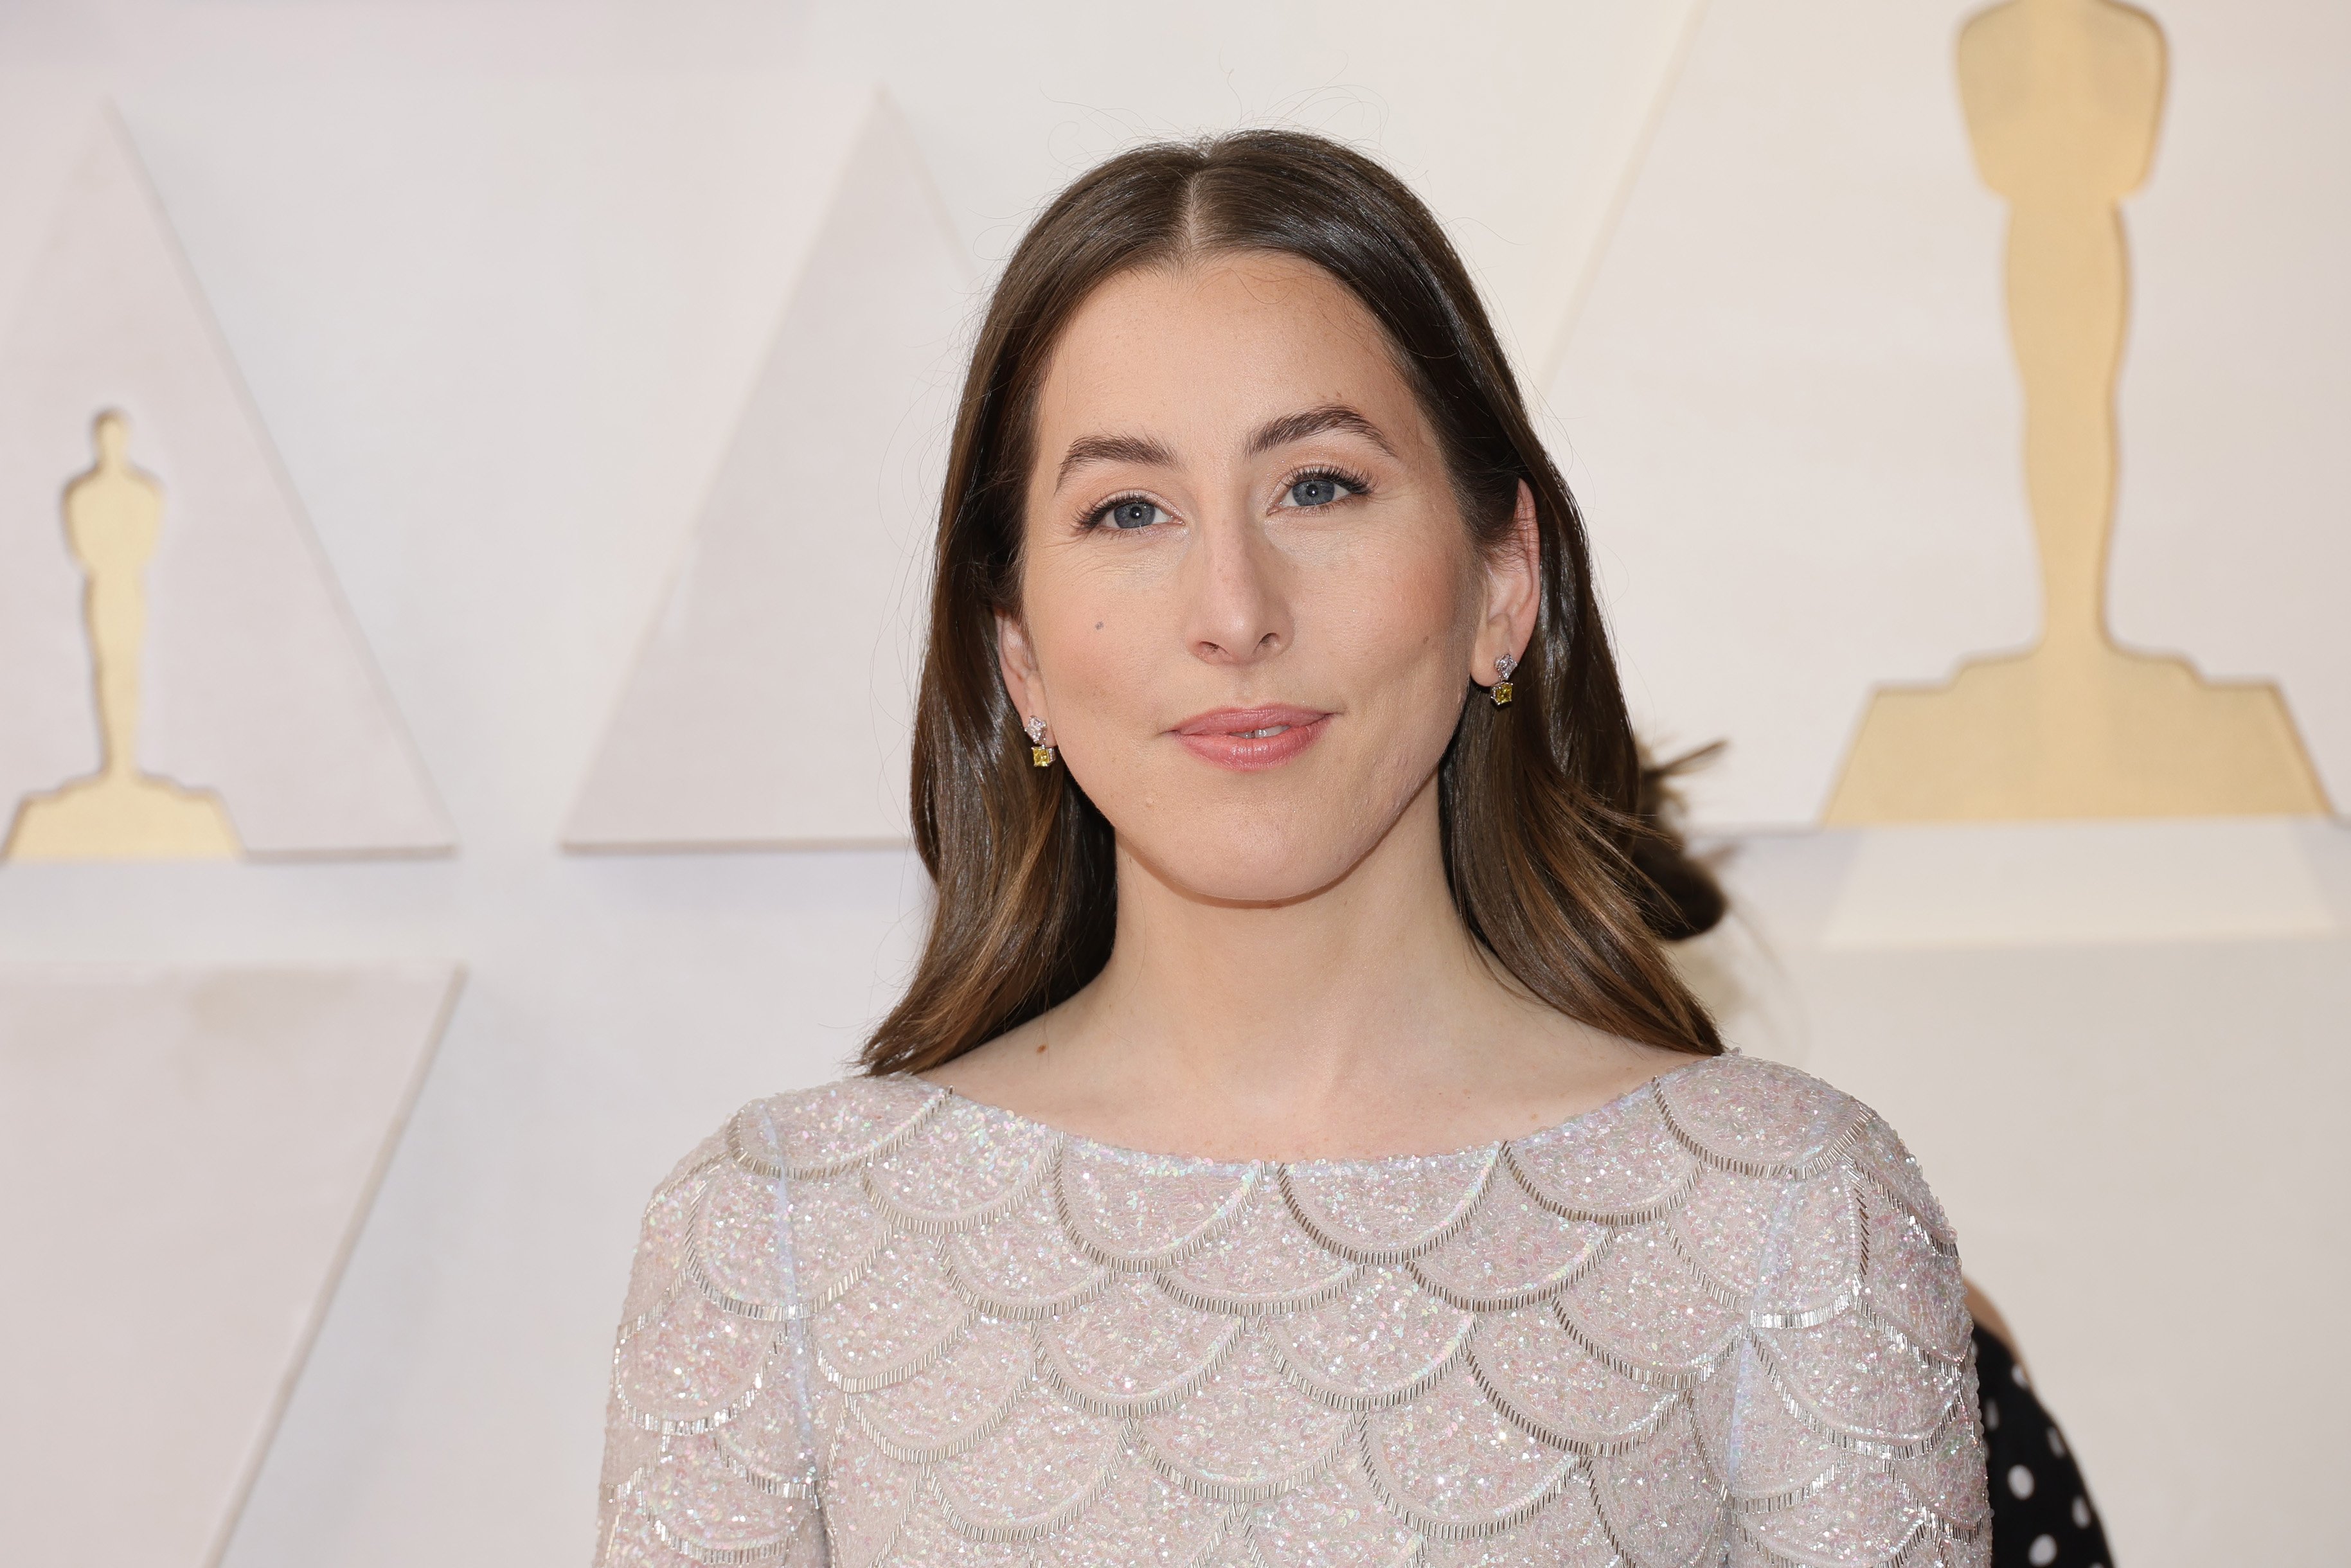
[1076,466,1374,533]
[1280,465,1372,509]
[1079,491,1168,533]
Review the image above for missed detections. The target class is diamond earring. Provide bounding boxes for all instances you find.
[1491,654,1517,708]
[1024,716,1056,768]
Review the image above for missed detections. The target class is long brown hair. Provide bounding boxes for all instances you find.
[863,129,1721,1075]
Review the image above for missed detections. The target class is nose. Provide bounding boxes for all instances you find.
[1181,507,1292,667]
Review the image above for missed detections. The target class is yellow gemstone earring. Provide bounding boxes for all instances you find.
[1024,716,1057,767]
[1491,653,1517,708]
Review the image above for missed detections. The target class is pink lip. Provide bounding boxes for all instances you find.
[1170,706,1334,771]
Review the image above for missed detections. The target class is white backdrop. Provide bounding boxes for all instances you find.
[0,3,2343,1566]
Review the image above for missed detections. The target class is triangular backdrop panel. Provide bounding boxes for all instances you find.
[0,114,452,855]
[566,96,973,849]
[0,963,460,1568]
[1550,0,2037,829]
[2112,0,2351,810]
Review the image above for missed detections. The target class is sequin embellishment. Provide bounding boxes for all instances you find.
[597,1056,1989,1565]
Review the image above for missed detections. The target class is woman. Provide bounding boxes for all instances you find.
[596,130,1988,1566]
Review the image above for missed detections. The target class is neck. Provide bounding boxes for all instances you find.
[927,772,1688,1161]
[1056,781,1505,1121]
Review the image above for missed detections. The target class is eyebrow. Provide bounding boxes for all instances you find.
[1247,404,1397,459]
[1055,432,1175,489]
[1052,404,1397,491]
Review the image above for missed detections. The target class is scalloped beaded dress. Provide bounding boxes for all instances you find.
[596,1054,1989,1567]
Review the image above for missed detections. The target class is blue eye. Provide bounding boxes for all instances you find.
[1105,499,1166,530]
[1285,473,1356,508]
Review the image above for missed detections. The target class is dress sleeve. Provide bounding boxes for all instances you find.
[594,1112,828,1566]
[1721,1110,1991,1567]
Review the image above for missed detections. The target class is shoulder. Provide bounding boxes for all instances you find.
[616,1076,948,1326]
[1634,1058,1987,1556]
[654,1074,945,1195]
[1650,1053,1870,1172]
[1647,1052,1957,1243]
[1644,1056,1967,1346]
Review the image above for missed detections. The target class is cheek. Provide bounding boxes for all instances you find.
[1023,560,1170,740]
[1317,528,1478,701]
[1338,535,1483,822]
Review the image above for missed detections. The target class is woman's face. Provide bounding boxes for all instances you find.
[1002,251,1534,905]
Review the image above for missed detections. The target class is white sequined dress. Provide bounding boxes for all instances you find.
[596,1054,1989,1566]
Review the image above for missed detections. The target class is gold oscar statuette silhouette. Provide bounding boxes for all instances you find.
[4,411,240,860]
[1825,0,2329,822]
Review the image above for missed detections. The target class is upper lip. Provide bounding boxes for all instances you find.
[1171,705,1332,736]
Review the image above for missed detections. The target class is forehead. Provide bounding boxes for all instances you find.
[1032,252,1427,465]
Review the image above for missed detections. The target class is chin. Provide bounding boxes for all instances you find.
[1122,799,1375,907]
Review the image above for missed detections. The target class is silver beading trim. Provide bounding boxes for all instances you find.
[1267,1321,1475,1414]
[1504,1141,1697,1226]
[1129,1411,1359,1507]
[1652,1080,1870,1183]
[1465,1338,1685,1459]
[728,1086,944,1182]
[1038,1312,1246,1420]
[1357,1418,1579,1543]
[1277,1145,1500,1266]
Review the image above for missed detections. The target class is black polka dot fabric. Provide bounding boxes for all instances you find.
[1974,1324,2114,1568]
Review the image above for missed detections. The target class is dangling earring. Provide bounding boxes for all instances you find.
[1024,716,1056,768]
[1491,653,1517,708]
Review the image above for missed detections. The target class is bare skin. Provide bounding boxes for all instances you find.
[924,253,1691,1163]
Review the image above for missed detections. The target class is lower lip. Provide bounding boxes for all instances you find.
[1173,717,1331,772]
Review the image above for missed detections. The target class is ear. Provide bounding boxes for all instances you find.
[996,607,1048,735]
[1473,481,1541,686]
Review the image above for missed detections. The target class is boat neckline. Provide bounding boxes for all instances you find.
[918,1050,1731,1173]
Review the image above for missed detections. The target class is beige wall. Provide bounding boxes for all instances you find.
[0,2,2343,1566]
